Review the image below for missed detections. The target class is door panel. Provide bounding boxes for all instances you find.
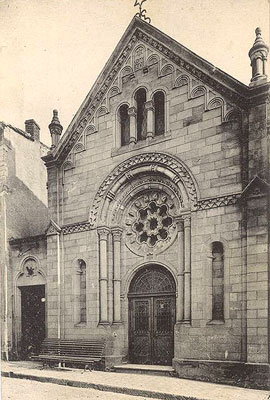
[153,297,175,365]
[21,285,45,359]
[129,298,151,364]
[129,296,175,365]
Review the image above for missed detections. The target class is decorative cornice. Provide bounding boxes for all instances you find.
[43,32,138,167]
[62,221,91,235]
[57,191,249,236]
[194,193,241,210]
[43,18,270,169]
[9,234,46,246]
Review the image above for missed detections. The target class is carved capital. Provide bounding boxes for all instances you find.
[183,215,191,228]
[111,227,123,242]
[128,106,137,117]
[175,218,184,232]
[97,226,110,241]
[145,100,155,112]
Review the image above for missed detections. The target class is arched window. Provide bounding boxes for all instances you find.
[212,242,224,321]
[119,104,130,146]
[135,88,147,141]
[153,91,165,136]
[74,259,87,324]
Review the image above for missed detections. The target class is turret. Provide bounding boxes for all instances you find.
[249,27,269,86]
[48,109,63,148]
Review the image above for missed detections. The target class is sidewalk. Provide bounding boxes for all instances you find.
[1,361,269,400]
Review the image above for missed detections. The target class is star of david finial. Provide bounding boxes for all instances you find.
[134,0,151,23]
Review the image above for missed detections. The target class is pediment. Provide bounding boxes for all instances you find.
[43,16,269,167]
[46,219,61,236]
[240,176,270,200]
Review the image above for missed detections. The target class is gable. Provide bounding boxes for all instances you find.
[43,16,269,168]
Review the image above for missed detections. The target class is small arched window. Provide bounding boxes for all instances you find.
[153,91,165,136]
[135,88,147,141]
[74,259,87,324]
[119,104,130,146]
[212,242,224,321]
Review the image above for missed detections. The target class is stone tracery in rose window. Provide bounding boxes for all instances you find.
[124,191,178,255]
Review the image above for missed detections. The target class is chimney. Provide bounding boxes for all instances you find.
[249,27,269,86]
[25,119,40,140]
[48,110,63,149]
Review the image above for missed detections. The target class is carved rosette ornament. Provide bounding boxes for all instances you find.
[124,191,178,256]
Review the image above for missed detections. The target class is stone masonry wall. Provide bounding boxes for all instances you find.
[45,42,268,367]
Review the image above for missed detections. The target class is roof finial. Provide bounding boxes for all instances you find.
[49,109,63,149]
[248,27,269,86]
[134,0,151,23]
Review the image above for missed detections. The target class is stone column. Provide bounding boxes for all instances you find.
[128,106,137,144]
[176,218,184,322]
[183,215,191,322]
[145,100,154,139]
[112,227,123,323]
[97,227,110,323]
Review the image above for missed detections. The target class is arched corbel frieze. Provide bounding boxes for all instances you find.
[89,152,199,228]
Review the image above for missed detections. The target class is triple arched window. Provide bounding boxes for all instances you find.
[119,104,130,146]
[153,91,165,136]
[119,89,165,146]
[135,88,147,141]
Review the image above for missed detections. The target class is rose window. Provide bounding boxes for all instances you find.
[132,200,173,247]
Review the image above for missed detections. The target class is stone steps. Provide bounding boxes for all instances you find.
[113,363,176,376]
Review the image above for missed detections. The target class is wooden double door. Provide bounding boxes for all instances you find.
[129,295,175,365]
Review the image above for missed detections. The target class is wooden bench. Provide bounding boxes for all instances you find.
[32,338,106,371]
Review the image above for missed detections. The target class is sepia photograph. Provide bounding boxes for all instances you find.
[1,0,270,399]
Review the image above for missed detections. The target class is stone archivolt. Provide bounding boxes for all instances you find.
[109,174,183,227]
[89,152,197,228]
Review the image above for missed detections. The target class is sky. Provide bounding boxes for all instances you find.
[1,0,270,146]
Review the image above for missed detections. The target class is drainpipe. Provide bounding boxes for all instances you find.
[1,185,9,360]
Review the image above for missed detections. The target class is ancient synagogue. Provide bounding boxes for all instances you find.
[1,15,270,387]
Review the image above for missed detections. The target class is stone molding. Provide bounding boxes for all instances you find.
[54,192,244,236]
[89,152,198,227]
[62,221,91,235]
[110,174,183,226]
[43,20,269,168]
[195,193,241,210]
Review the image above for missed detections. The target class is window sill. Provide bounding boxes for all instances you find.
[207,320,225,325]
[111,132,172,157]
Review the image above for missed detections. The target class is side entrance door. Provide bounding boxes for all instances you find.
[129,295,175,365]
[20,284,45,359]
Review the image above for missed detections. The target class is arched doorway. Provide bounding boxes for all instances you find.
[15,257,46,359]
[128,265,176,365]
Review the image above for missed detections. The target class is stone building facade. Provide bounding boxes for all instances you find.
[0,120,49,360]
[2,17,270,388]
